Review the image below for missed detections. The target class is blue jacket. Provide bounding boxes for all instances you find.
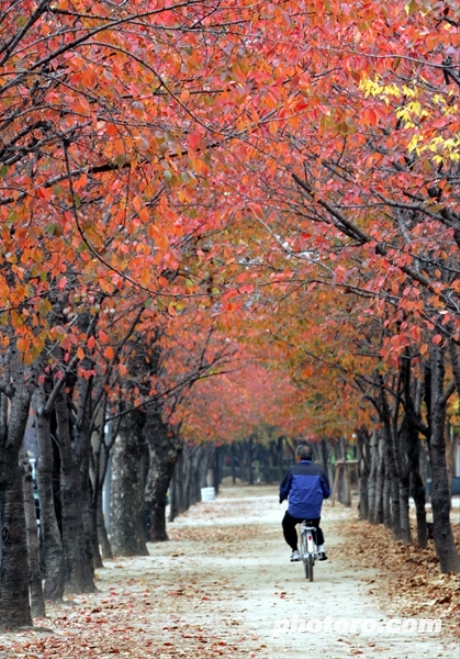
[279,460,331,519]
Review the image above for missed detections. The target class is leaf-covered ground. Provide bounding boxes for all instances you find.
[338,504,460,638]
[1,485,458,659]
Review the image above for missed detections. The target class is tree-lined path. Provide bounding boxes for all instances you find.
[1,485,458,659]
[1,0,460,627]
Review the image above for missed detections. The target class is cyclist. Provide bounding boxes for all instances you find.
[279,444,331,562]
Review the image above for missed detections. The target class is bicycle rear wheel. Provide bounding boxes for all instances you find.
[304,554,314,581]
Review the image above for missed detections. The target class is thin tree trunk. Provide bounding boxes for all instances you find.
[168,452,180,523]
[379,381,401,538]
[20,448,46,618]
[230,442,237,484]
[336,438,351,507]
[382,451,392,529]
[357,427,370,520]
[191,444,205,505]
[407,417,427,549]
[55,389,88,593]
[368,430,379,524]
[428,344,460,573]
[374,434,385,525]
[97,488,113,559]
[74,373,96,590]
[248,436,254,485]
[403,356,427,549]
[397,419,412,545]
[32,385,65,601]
[143,409,182,542]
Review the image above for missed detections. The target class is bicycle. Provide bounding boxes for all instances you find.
[300,521,318,582]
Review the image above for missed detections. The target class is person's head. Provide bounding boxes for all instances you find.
[295,444,313,462]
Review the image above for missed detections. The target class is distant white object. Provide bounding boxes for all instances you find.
[201,487,215,502]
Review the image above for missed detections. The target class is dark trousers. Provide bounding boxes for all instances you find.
[282,511,325,550]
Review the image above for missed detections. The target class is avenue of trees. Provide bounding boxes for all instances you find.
[0,0,459,630]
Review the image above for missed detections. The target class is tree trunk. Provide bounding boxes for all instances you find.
[168,451,181,523]
[379,382,401,538]
[356,427,370,520]
[20,448,46,618]
[382,451,392,529]
[374,434,385,525]
[182,445,194,511]
[143,409,183,542]
[0,365,33,628]
[403,355,427,549]
[74,373,96,590]
[277,436,285,481]
[368,430,379,524]
[230,442,237,484]
[428,344,460,573]
[213,445,223,493]
[32,385,65,601]
[397,418,412,546]
[55,388,90,593]
[97,488,113,560]
[0,446,32,628]
[248,436,254,485]
[407,416,427,549]
[110,421,148,556]
[336,438,351,507]
[191,444,206,504]
[445,424,456,499]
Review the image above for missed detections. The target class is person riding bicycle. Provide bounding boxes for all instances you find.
[279,444,331,562]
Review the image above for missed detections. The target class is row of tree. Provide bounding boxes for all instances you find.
[1,0,459,631]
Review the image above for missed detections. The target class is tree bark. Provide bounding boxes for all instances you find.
[368,430,379,524]
[397,418,412,545]
[403,355,427,549]
[55,388,91,593]
[20,448,46,618]
[110,418,148,556]
[374,433,385,525]
[230,442,237,484]
[356,427,370,520]
[97,488,113,560]
[335,438,351,507]
[409,433,427,550]
[192,444,206,504]
[168,453,181,523]
[0,354,33,628]
[428,344,460,573]
[74,373,96,589]
[382,451,392,529]
[143,408,183,542]
[379,381,401,538]
[32,385,65,601]
[248,436,254,485]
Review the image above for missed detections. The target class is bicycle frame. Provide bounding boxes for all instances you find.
[300,522,318,581]
[300,523,318,558]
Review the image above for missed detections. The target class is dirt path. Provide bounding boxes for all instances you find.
[159,485,457,658]
[2,484,457,659]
